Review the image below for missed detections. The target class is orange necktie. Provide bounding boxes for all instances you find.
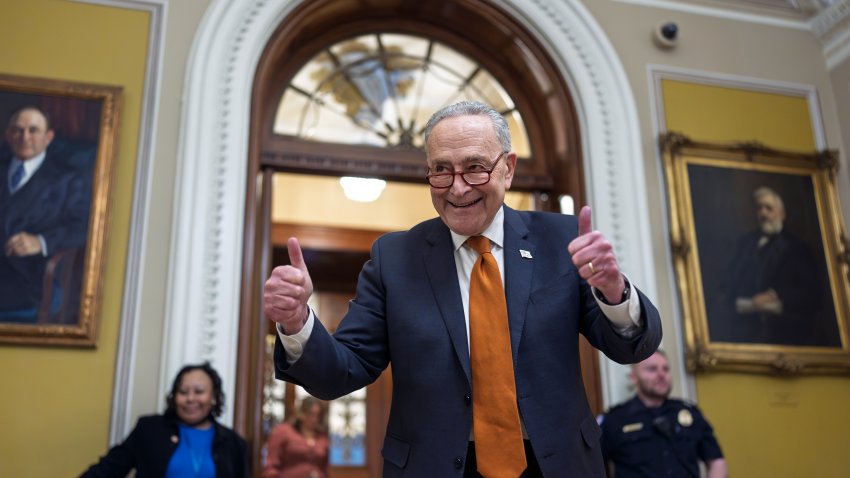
[467,235,527,478]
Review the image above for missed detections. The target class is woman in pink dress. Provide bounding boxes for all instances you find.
[263,396,330,478]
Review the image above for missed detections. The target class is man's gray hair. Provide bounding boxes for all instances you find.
[422,100,511,152]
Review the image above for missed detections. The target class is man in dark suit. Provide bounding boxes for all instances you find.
[0,106,91,322]
[264,101,662,477]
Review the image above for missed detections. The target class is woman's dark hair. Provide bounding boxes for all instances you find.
[165,362,225,419]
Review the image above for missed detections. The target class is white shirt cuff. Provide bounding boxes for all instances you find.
[276,308,315,364]
[593,275,642,338]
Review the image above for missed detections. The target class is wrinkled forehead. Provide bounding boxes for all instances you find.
[427,118,501,164]
[427,114,499,146]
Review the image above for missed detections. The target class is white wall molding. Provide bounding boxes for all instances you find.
[811,0,850,69]
[614,0,811,29]
[165,0,298,427]
[73,0,168,445]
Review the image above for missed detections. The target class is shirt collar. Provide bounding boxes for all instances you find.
[11,150,48,176]
[449,205,505,252]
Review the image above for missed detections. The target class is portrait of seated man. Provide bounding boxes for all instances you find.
[708,186,839,347]
[0,105,92,324]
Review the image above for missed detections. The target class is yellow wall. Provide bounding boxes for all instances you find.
[663,80,816,152]
[662,80,850,477]
[0,1,147,476]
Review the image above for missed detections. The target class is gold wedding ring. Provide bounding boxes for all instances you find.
[588,261,596,275]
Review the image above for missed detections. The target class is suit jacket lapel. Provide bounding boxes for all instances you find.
[423,220,471,384]
[503,207,534,359]
[5,157,54,212]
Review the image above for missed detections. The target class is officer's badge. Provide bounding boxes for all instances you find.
[622,422,643,433]
[678,409,693,427]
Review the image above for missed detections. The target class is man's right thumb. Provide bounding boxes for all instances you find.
[287,237,307,271]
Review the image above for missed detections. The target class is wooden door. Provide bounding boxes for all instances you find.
[267,224,391,478]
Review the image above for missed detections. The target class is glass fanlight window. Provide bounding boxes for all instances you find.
[274,33,531,157]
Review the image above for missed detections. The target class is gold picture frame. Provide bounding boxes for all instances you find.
[661,132,850,374]
[0,74,121,346]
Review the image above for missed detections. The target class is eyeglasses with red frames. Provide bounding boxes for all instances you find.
[425,151,508,189]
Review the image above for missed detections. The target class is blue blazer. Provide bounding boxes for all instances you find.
[0,149,91,312]
[275,206,662,477]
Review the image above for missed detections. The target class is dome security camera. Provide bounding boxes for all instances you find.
[653,22,678,49]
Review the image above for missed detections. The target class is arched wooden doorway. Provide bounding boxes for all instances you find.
[236,0,598,474]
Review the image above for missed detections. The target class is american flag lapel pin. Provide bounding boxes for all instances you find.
[519,249,532,259]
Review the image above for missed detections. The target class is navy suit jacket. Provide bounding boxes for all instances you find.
[0,149,91,312]
[275,206,662,477]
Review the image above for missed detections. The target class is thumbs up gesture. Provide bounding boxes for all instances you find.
[567,206,626,304]
[264,237,314,334]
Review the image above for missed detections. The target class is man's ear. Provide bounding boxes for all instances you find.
[45,129,55,146]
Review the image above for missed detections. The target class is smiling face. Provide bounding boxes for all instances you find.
[426,114,516,236]
[5,108,54,161]
[174,369,215,428]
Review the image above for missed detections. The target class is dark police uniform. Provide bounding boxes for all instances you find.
[600,397,723,478]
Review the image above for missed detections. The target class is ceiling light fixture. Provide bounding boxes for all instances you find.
[339,176,387,203]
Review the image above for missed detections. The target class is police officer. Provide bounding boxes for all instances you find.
[600,350,728,477]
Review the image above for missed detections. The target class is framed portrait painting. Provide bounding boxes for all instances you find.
[661,132,850,374]
[0,74,121,347]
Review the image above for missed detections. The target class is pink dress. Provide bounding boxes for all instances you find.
[263,422,330,478]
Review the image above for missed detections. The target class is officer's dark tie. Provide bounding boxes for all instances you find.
[9,162,24,192]
[467,235,526,477]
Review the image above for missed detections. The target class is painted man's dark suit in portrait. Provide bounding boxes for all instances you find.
[264,101,662,477]
[0,108,92,323]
